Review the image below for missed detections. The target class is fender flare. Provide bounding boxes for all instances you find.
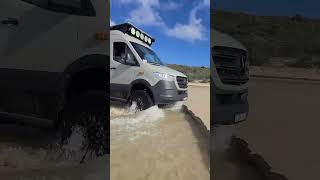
[59,54,108,107]
[129,79,154,101]
[63,54,108,78]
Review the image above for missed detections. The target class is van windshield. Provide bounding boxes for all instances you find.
[130,42,164,65]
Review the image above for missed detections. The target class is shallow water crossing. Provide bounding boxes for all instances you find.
[110,103,209,180]
[0,124,108,180]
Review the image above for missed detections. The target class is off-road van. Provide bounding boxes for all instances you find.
[211,29,249,126]
[0,0,108,156]
[110,23,188,110]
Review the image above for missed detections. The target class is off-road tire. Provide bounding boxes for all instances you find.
[59,91,109,158]
[129,90,154,111]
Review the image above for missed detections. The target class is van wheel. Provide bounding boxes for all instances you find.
[129,90,154,111]
[59,91,109,161]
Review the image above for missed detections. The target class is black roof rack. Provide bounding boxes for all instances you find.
[111,23,155,44]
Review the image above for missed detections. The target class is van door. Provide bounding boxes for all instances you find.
[0,1,20,70]
[0,6,12,65]
[0,0,77,118]
[76,0,108,60]
[110,40,140,101]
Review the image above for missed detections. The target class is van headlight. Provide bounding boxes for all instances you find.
[153,72,175,81]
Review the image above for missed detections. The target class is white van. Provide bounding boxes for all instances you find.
[0,0,108,156]
[110,23,188,110]
[211,29,249,126]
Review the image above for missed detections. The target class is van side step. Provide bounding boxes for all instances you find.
[110,97,127,103]
[0,111,54,128]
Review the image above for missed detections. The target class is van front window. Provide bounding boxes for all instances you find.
[131,42,163,65]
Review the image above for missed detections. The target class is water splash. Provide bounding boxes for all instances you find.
[159,101,185,112]
[110,104,210,180]
[46,126,90,164]
[110,105,165,145]
[0,125,101,172]
[110,102,138,118]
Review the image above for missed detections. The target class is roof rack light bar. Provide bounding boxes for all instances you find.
[111,23,155,46]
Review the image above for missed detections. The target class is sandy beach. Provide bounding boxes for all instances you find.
[234,77,320,180]
[185,83,210,130]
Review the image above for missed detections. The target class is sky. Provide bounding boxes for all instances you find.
[110,0,210,67]
[213,0,320,19]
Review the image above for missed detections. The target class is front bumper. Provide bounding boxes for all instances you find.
[212,89,249,126]
[152,80,188,105]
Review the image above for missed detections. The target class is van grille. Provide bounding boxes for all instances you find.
[176,76,188,88]
[212,46,249,85]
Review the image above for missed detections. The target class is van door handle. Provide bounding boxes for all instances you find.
[110,67,116,70]
[1,17,19,26]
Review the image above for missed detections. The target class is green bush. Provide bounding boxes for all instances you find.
[288,55,312,68]
[167,64,210,81]
[212,10,320,68]
[200,79,210,83]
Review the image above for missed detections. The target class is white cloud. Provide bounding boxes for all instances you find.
[161,1,181,10]
[110,19,116,26]
[115,0,208,42]
[203,0,210,6]
[164,3,206,42]
[139,0,159,7]
[165,22,204,42]
[117,0,163,26]
[117,0,159,6]
[126,4,164,26]
[117,0,135,4]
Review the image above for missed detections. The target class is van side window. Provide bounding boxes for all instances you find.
[49,0,82,9]
[22,0,81,8]
[21,0,49,7]
[21,0,96,16]
[113,42,138,66]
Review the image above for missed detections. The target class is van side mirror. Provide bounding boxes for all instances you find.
[48,0,96,16]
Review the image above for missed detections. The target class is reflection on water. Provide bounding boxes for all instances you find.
[111,103,209,180]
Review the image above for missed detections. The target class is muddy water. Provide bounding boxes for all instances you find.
[110,103,209,180]
[0,124,108,180]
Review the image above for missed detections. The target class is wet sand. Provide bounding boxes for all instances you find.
[110,105,209,180]
[235,77,320,180]
[185,83,264,179]
[211,125,265,180]
[185,83,210,130]
[250,66,320,81]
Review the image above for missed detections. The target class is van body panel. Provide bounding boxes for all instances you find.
[0,0,107,123]
[77,0,108,62]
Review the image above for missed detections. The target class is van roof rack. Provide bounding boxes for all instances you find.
[111,23,155,45]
